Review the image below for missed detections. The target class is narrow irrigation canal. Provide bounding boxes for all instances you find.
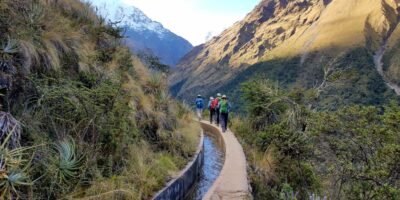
[186,133,224,200]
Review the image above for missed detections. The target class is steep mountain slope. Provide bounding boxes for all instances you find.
[121,6,193,66]
[172,0,400,107]
[89,0,193,66]
[0,0,198,198]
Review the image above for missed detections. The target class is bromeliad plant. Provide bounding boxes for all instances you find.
[33,137,86,198]
[0,111,86,198]
[52,138,84,184]
[43,137,85,197]
[0,120,33,199]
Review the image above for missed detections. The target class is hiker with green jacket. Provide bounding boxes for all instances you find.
[218,95,231,133]
[215,93,222,125]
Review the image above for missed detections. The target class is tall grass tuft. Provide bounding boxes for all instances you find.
[144,72,167,95]
[0,37,18,90]
[0,112,22,149]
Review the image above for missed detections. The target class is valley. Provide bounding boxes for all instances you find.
[171,0,400,199]
[171,0,400,108]
[1,0,400,199]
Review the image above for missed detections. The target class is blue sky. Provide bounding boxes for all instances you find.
[114,0,260,45]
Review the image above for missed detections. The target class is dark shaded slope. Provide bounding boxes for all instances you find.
[125,27,193,66]
[200,48,398,111]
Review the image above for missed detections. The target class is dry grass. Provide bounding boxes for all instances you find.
[231,117,279,192]
[1,0,94,75]
[250,145,278,183]
[0,0,202,198]
[75,190,136,200]
[79,138,199,199]
[174,117,201,155]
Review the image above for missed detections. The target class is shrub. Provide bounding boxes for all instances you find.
[237,77,400,199]
[236,79,320,199]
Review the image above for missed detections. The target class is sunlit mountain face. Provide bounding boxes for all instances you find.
[171,0,400,109]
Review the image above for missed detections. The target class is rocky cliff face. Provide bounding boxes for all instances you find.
[172,0,400,105]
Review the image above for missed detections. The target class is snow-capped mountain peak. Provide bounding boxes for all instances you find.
[121,7,167,36]
[126,6,151,23]
[88,0,166,37]
[87,0,193,66]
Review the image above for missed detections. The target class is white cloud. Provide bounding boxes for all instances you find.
[120,0,251,45]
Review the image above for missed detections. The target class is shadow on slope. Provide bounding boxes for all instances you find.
[183,47,398,112]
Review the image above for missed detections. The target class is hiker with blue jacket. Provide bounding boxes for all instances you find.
[218,95,231,133]
[195,95,204,121]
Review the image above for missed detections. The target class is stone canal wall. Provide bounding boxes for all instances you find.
[201,122,251,200]
[152,121,251,200]
[152,131,204,200]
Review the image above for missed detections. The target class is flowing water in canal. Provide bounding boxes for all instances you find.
[186,133,224,200]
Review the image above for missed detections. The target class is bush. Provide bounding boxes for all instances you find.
[309,104,400,199]
[235,79,321,199]
[236,77,400,199]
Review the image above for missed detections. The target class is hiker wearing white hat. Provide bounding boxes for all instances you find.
[208,97,216,124]
[215,93,222,125]
[218,95,231,133]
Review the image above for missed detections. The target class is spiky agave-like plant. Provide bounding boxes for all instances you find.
[0,123,33,199]
[51,137,84,185]
[0,170,32,199]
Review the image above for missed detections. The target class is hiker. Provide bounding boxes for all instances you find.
[215,93,222,125]
[218,95,231,133]
[195,94,204,121]
[208,96,217,124]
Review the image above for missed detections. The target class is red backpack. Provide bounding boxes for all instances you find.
[210,98,219,109]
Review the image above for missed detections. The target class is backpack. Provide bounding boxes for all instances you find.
[196,99,204,109]
[220,100,229,113]
[210,98,219,109]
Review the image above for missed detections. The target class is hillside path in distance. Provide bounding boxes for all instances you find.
[374,43,400,95]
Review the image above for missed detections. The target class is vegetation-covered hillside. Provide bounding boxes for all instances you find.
[171,0,400,109]
[0,0,199,199]
[233,79,400,200]
[217,48,399,111]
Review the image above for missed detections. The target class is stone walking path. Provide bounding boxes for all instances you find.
[200,121,251,200]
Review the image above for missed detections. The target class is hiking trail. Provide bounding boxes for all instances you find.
[200,121,251,200]
[373,42,400,95]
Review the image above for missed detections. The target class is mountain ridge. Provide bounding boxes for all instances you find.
[89,0,193,66]
[171,0,400,107]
